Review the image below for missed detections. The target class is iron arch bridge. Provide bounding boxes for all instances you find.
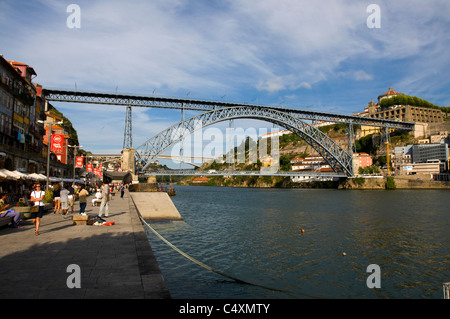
[135,106,354,176]
[43,89,415,178]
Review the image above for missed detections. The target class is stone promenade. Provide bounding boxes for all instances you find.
[0,190,171,299]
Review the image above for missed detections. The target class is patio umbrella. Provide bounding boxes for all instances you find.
[28,173,46,181]
[0,170,7,179]
[0,169,20,180]
[13,170,28,179]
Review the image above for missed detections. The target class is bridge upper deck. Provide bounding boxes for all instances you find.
[43,88,414,130]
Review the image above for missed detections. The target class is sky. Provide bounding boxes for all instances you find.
[1,0,449,167]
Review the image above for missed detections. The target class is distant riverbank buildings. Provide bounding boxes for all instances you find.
[364,87,445,135]
[289,87,449,180]
[362,87,449,178]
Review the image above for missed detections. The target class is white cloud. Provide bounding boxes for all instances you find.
[256,76,312,93]
[337,70,374,82]
[353,71,373,81]
[257,77,285,93]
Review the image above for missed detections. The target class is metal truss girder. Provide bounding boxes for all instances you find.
[135,106,355,176]
[43,89,415,130]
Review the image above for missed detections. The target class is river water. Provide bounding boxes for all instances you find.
[142,186,449,299]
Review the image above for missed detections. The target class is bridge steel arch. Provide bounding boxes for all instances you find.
[135,106,354,176]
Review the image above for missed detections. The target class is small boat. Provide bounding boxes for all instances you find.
[167,186,176,196]
[158,184,176,196]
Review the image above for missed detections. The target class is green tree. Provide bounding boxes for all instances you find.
[279,155,291,171]
[386,176,396,189]
[355,135,377,155]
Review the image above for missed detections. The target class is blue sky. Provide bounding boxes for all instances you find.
[1,0,449,166]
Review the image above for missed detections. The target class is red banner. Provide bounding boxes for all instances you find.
[86,163,93,172]
[93,167,102,177]
[75,156,84,168]
[51,134,64,153]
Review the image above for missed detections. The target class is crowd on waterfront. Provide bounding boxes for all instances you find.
[0,177,129,235]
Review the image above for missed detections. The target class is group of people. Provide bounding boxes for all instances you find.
[52,183,91,217]
[0,181,128,235]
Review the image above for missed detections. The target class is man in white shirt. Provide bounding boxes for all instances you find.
[98,182,110,218]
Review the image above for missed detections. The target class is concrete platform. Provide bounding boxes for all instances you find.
[0,191,170,299]
[129,192,183,220]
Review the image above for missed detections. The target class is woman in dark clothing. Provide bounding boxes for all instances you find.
[53,183,61,214]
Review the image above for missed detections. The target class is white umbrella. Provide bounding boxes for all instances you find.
[0,170,7,179]
[0,169,20,180]
[28,173,46,181]
[13,170,29,179]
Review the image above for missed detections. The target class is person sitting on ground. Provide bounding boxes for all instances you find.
[0,194,21,228]
[92,189,102,206]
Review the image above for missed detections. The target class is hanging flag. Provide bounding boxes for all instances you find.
[51,134,64,153]
[75,156,84,168]
[86,163,93,172]
[93,167,102,177]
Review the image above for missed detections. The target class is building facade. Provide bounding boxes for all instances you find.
[0,55,45,172]
[365,87,444,124]
[368,104,444,124]
[291,156,332,172]
[411,143,449,166]
[0,55,76,178]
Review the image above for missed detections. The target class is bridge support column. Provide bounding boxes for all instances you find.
[122,148,138,182]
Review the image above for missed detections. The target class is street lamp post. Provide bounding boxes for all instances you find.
[68,144,83,186]
[37,119,64,191]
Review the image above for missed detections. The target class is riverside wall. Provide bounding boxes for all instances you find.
[339,176,450,190]
[181,174,450,190]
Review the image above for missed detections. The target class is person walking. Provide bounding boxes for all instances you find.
[30,184,46,235]
[68,184,75,213]
[98,182,110,218]
[53,183,61,214]
[60,185,70,218]
[120,184,125,198]
[78,185,89,215]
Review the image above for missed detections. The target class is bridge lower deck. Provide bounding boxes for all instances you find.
[143,169,348,178]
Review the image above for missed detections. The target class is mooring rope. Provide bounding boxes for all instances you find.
[139,216,320,298]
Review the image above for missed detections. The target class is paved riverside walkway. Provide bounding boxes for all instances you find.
[0,190,171,299]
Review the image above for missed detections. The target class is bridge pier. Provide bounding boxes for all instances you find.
[122,148,138,183]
